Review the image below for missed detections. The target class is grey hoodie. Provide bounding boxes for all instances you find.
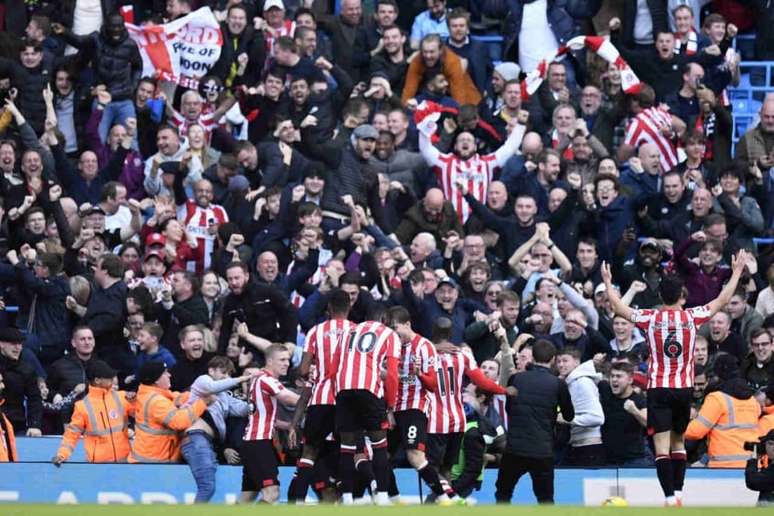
[566,359,605,447]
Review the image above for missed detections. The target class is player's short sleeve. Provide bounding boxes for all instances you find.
[420,341,437,373]
[387,331,401,359]
[686,305,713,326]
[630,308,656,331]
[304,326,318,356]
[261,376,285,396]
[461,348,477,373]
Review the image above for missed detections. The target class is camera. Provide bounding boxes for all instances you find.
[744,441,760,452]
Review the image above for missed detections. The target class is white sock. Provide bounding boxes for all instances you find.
[666,495,677,506]
[374,492,390,505]
[341,493,353,505]
[675,490,683,500]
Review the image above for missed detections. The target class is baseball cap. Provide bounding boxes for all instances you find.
[228,175,250,192]
[138,361,167,385]
[145,233,166,247]
[494,62,521,82]
[438,277,460,290]
[639,238,661,252]
[159,161,180,176]
[263,0,285,11]
[84,206,106,217]
[0,327,25,343]
[352,124,379,140]
[87,360,117,381]
[143,249,166,263]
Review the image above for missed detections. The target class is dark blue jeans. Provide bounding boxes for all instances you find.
[181,431,218,502]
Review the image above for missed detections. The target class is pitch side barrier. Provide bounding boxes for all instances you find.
[0,437,759,506]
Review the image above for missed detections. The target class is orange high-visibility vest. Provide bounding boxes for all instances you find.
[128,384,206,463]
[0,404,17,462]
[57,386,134,462]
[685,391,761,467]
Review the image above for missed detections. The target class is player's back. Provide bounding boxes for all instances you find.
[335,320,401,396]
[428,349,473,433]
[306,318,356,406]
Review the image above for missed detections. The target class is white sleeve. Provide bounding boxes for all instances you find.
[493,123,526,168]
[418,127,442,167]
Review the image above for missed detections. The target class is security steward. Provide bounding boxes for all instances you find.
[0,371,17,462]
[129,361,213,463]
[685,354,762,468]
[745,429,774,506]
[53,360,134,464]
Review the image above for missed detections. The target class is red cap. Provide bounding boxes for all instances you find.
[145,233,166,247]
[143,250,166,263]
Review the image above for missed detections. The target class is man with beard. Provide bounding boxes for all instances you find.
[172,166,228,273]
[737,98,774,167]
[703,311,747,360]
[613,238,665,309]
[599,362,649,466]
[418,110,525,225]
[402,34,481,107]
[464,290,521,364]
[562,127,608,187]
[0,371,18,461]
[370,25,410,97]
[369,130,428,196]
[515,149,564,217]
[579,85,625,154]
[394,188,463,252]
[217,262,297,363]
[52,14,142,141]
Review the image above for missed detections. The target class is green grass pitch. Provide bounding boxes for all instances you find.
[0,506,767,516]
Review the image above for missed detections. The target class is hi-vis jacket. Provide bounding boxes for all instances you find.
[129,384,206,463]
[57,385,134,462]
[686,390,761,468]
[0,401,17,462]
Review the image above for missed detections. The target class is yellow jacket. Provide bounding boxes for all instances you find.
[57,386,134,462]
[686,390,761,467]
[129,385,206,463]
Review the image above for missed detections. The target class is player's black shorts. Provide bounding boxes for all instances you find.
[335,389,387,433]
[303,404,336,448]
[395,409,428,451]
[241,439,279,491]
[647,387,692,434]
[427,432,463,470]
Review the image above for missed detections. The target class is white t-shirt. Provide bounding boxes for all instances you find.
[67,0,103,56]
[633,0,655,45]
[518,0,559,73]
[105,205,131,233]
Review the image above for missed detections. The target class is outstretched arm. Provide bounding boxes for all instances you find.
[493,123,526,167]
[600,261,634,321]
[706,250,750,316]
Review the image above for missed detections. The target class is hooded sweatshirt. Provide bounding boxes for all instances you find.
[566,359,605,447]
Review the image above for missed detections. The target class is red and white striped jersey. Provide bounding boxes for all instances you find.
[265,20,297,55]
[631,305,712,389]
[623,107,679,171]
[492,394,508,430]
[305,318,356,406]
[335,321,401,397]
[419,123,525,224]
[396,334,437,414]
[428,349,477,434]
[244,369,285,441]
[170,110,217,140]
[177,200,229,273]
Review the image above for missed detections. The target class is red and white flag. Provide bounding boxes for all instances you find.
[524,36,641,96]
[125,7,223,90]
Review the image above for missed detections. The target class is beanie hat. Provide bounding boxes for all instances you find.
[494,62,521,82]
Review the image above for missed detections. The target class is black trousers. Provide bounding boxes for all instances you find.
[495,453,555,504]
[562,443,606,467]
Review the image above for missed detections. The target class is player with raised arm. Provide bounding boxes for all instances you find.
[600,250,749,506]
[331,318,401,505]
[288,289,356,503]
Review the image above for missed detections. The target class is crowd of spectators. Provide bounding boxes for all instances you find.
[1,0,774,477]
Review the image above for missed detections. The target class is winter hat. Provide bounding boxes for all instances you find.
[138,361,167,385]
[494,62,521,82]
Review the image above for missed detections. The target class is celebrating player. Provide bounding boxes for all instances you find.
[600,250,749,506]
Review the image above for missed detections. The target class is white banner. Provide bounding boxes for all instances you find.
[126,7,222,89]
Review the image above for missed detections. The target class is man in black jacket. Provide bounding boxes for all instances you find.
[0,42,52,134]
[45,326,96,424]
[81,253,131,378]
[0,327,42,435]
[169,325,215,392]
[218,262,297,362]
[159,270,210,358]
[496,339,574,504]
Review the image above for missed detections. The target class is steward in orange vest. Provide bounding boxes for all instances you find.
[686,356,761,468]
[0,372,17,462]
[53,361,134,464]
[129,361,211,463]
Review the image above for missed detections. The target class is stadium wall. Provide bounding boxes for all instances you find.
[0,438,759,506]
